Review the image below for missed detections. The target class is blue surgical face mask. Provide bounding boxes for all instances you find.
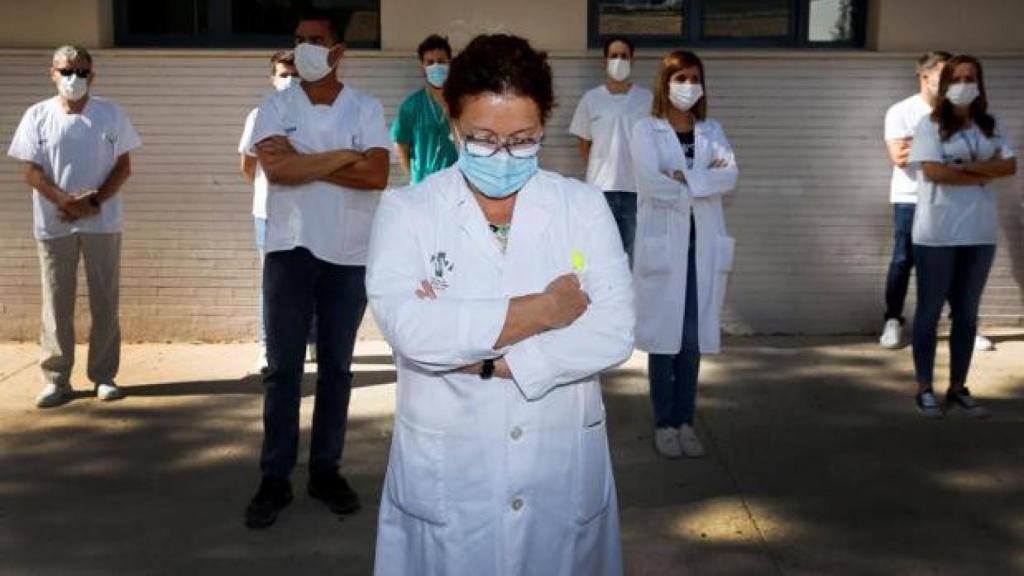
[425,63,449,88]
[457,148,539,199]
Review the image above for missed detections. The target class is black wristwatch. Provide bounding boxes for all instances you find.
[480,359,495,380]
[88,196,100,208]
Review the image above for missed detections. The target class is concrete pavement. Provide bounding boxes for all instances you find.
[0,334,1022,575]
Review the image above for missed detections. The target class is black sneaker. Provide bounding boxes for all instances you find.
[945,387,990,419]
[245,476,293,529]
[915,389,944,419]
[308,472,361,516]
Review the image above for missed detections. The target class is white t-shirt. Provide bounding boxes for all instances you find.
[7,96,142,240]
[251,84,392,266]
[239,108,269,220]
[569,84,652,193]
[884,94,932,204]
[908,117,1015,247]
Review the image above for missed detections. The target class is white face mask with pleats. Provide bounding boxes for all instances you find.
[946,82,979,107]
[294,43,335,82]
[607,58,631,82]
[669,82,703,111]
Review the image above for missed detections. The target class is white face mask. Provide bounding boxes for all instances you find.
[58,75,88,102]
[607,58,631,82]
[946,82,980,107]
[273,75,299,91]
[294,43,335,82]
[669,82,703,112]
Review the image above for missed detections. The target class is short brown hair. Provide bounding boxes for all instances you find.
[270,50,294,74]
[916,51,951,74]
[651,50,707,121]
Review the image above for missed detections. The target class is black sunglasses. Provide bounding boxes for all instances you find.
[56,68,91,78]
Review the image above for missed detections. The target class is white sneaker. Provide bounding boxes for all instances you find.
[879,319,902,349]
[35,383,71,408]
[974,335,995,352]
[252,347,268,374]
[96,382,126,402]
[677,424,706,458]
[654,427,683,459]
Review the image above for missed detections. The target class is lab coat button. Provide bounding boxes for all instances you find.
[510,427,523,440]
[511,498,524,511]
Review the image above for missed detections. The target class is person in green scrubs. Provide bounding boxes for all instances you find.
[391,35,459,184]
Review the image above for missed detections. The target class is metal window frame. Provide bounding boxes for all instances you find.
[113,0,381,49]
[588,0,867,50]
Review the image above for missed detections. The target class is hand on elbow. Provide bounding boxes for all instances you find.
[541,274,590,329]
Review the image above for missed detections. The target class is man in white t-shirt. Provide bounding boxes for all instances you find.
[239,50,301,373]
[7,46,141,408]
[570,36,652,267]
[243,9,391,530]
[879,51,950,349]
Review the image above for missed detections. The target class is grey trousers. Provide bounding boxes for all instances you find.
[36,233,121,387]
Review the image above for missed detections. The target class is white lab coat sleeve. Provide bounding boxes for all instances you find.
[630,120,686,203]
[366,190,510,372]
[687,122,738,198]
[503,195,635,401]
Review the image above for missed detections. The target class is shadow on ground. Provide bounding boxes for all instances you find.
[0,339,1022,575]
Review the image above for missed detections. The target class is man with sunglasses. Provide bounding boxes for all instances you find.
[8,45,141,408]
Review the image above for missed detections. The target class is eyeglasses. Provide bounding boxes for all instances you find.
[463,134,543,159]
[56,68,91,78]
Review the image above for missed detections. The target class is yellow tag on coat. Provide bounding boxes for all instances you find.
[571,249,585,272]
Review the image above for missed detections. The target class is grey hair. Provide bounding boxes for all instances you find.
[52,45,92,66]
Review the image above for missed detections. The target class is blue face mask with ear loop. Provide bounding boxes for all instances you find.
[456,138,540,199]
[425,63,449,88]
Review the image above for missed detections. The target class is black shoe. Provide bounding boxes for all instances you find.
[308,471,361,516]
[245,476,293,529]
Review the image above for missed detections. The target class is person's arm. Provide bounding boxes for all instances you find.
[23,162,90,221]
[255,135,363,186]
[394,143,412,177]
[366,192,588,373]
[957,157,1017,179]
[921,162,992,186]
[240,155,257,183]
[686,122,739,199]
[501,190,635,401]
[886,138,912,168]
[630,121,687,203]
[576,138,592,165]
[321,148,390,190]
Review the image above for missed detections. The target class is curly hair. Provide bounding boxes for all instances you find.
[443,34,555,124]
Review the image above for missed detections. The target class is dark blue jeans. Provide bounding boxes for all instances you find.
[912,244,995,389]
[604,191,637,268]
[255,218,316,345]
[261,247,367,479]
[884,203,916,323]
[648,218,700,428]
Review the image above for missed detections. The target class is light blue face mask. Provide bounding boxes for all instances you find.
[457,148,539,199]
[425,63,449,88]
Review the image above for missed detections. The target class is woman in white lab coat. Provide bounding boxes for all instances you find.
[630,50,738,459]
[367,34,634,576]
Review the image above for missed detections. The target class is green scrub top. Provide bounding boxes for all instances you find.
[390,87,459,184]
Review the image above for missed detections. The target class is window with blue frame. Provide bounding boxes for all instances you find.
[590,0,865,48]
[114,0,380,48]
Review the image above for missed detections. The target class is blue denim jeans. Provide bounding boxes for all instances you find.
[648,217,700,428]
[260,247,367,479]
[912,244,995,389]
[884,203,916,323]
[603,191,637,268]
[255,218,315,345]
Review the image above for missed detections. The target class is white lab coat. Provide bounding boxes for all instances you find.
[367,166,634,576]
[630,117,738,355]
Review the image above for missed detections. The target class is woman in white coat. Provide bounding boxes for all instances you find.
[630,50,738,459]
[367,34,634,576]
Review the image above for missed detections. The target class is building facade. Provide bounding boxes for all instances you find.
[1,0,1022,341]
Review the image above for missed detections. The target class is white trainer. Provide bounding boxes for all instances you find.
[654,427,683,459]
[879,319,902,349]
[252,347,269,374]
[35,383,71,408]
[974,335,995,352]
[96,382,126,402]
[677,424,706,458]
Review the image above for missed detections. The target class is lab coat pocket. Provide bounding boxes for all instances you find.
[574,417,612,525]
[716,235,735,272]
[386,417,449,526]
